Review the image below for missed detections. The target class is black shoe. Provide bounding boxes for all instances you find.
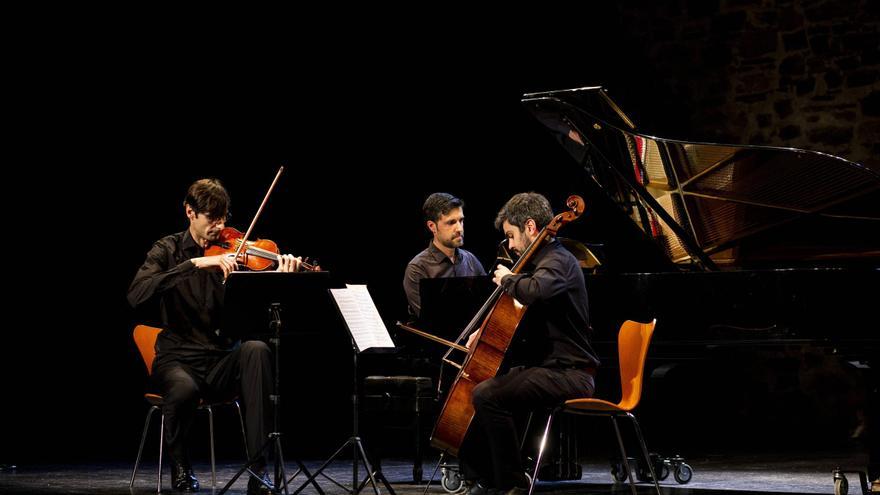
[171,462,200,492]
[247,469,274,495]
[466,481,490,495]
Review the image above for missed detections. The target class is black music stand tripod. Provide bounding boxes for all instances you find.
[218,273,327,495]
[291,290,395,495]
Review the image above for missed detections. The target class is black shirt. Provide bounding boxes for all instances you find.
[128,230,230,367]
[403,241,486,317]
[500,238,600,369]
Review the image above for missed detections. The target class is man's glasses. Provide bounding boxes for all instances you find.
[201,213,229,225]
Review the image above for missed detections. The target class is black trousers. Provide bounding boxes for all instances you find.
[459,366,595,490]
[152,340,273,467]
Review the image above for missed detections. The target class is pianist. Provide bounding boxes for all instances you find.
[403,192,485,318]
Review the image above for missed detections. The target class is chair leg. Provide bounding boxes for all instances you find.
[520,412,534,451]
[610,416,637,495]
[134,402,238,493]
[234,400,249,459]
[207,405,216,488]
[627,412,662,495]
[413,402,422,483]
[130,405,159,488]
[422,451,446,495]
[527,409,557,495]
[158,412,165,493]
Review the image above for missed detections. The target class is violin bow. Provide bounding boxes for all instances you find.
[232,166,285,263]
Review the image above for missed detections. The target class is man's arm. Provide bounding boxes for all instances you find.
[127,240,198,309]
[497,257,569,305]
[403,263,428,318]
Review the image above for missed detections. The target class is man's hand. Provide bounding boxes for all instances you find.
[192,254,238,278]
[276,254,302,273]
[493,264,512,286]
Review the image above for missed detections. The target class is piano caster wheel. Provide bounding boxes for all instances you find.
[674,463,693,484]
[611,462,629,482]
[635,453,664,482]
[441,467,463,493]
[834,474,849,495]
[832,467,873,495]
[658,463,670,481]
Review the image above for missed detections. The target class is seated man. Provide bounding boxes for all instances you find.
[460,192,600,495]
[403,192,485,319]
[128,178,302,494]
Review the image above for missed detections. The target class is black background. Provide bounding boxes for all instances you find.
[3,8,874,464]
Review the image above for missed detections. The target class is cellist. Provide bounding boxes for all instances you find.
[460,192,601,495]
[127,178,301,494]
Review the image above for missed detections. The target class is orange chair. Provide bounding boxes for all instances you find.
[129,324,248,492]
[527,319,661,495]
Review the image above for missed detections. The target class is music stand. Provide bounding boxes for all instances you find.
[291,285,396,495]
[218,271,331,495]
[417,276,494,394]
[417,276,494,337]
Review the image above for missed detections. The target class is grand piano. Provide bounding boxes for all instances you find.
[516,86,880,480]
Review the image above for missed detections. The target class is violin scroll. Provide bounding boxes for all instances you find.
[545,195,586,236]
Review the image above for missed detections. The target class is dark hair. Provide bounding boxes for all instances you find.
[184,178,230,220]
[422,192,464,222]
[494,192,553,231]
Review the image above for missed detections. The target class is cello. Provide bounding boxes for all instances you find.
[427,195,586,455]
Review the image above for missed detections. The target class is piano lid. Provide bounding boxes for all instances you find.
[523,86,880,270]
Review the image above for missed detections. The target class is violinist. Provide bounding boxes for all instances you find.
[459,192,601,495]
[127,178,299,494]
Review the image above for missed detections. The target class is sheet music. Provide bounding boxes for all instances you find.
[329,284,396,352]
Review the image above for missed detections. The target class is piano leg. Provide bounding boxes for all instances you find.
[869,359,879,488]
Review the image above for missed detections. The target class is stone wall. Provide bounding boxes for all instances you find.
[618,0,879,169]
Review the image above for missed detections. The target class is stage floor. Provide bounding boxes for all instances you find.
[0,450,871,495]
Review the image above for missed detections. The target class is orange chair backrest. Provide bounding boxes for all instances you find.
[616,319,657,411]
[133,324,163,376]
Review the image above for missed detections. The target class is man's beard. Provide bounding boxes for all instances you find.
[444,236,463,249]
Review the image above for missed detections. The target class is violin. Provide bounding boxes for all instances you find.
[205,227,320,272]
[204,166,320,273]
